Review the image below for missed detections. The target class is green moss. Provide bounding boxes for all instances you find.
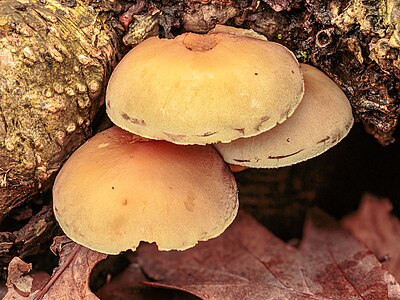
[295,49,312,61]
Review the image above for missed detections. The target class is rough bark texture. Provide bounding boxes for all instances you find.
[0,0,122,219]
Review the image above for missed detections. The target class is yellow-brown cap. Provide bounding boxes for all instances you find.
[53,126,238,254]
[215,64,354,168]
[106,26,304,145]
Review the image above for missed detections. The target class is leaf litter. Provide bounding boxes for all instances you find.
[3,197,400,300]
[137,209,400,300]
[3,236,106,300]
[342,194,400,282]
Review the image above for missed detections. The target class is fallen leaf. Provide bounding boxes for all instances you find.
[95,254,149,300]
[3,267,45,300]
[137,210,400,300]
[342,194,400,282]
[95,253,199,300]
[6,257,33,296]
[30,272,51,293]
[3,271,51,300]
[4,237,107,300]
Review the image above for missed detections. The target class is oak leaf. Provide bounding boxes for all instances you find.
[95,253,200,300]
[137,210,400,300]
[342,194,400,282]
[4,237,106,300]
[5,257,33,297]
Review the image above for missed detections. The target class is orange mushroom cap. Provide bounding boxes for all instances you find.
[53,126,238,254]
[106,25,304,145]
[215,64,354,168]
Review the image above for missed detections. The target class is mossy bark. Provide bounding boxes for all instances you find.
[0,0,121,220]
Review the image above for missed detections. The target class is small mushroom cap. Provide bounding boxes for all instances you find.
[53,126,238,254]
[215,64,354,168]
[106,26,304,145]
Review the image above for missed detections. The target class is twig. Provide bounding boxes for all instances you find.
[33,244,81,300]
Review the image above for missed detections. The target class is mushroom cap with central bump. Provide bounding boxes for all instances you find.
[106,26,304,145]
[52,126,238,254]
[215,64,354,168]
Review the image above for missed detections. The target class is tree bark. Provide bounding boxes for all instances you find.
[0,0,122,220]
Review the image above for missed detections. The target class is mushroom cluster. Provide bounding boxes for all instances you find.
[53,25,353,255]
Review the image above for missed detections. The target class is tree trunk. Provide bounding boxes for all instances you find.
[0,0,122,219]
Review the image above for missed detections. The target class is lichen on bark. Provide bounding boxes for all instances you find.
[0,0,121,219]
[330,0,399,144]
[245,0,399,145]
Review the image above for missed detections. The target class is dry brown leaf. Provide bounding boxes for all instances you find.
[95,254,200,300]
[96,256,149,300]
[4,238,107,300]
[342,194,400,282]
[137,209,400,300]
[6,257,33,297]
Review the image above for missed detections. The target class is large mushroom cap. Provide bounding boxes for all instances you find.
[106,26,304,145]
[53,126,238,254]
[215,64,354,168]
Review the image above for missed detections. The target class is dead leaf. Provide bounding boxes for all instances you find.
[137,209,400,300]
[1,264,50,300]
[50,235,73,255]
[6,257,33,296]
[3,272,50,300]
[96,255,149,300]
[342,194,400,282]
[4,238,107,300]
[95,253,199,300]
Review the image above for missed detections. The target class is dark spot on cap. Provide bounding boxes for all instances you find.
[235,128,245,135]
[280,108,291,121]
[233,158,250,163]
[268,149,304,159]
[255,115,270,131]
[120,112,146,126]
[260,115,270,123]
[317,136,330,144]
[112,186,115,190]
[163,131,186,140]
[198,131,217,137]
[330,132,341,144]
[254,72,258,75]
